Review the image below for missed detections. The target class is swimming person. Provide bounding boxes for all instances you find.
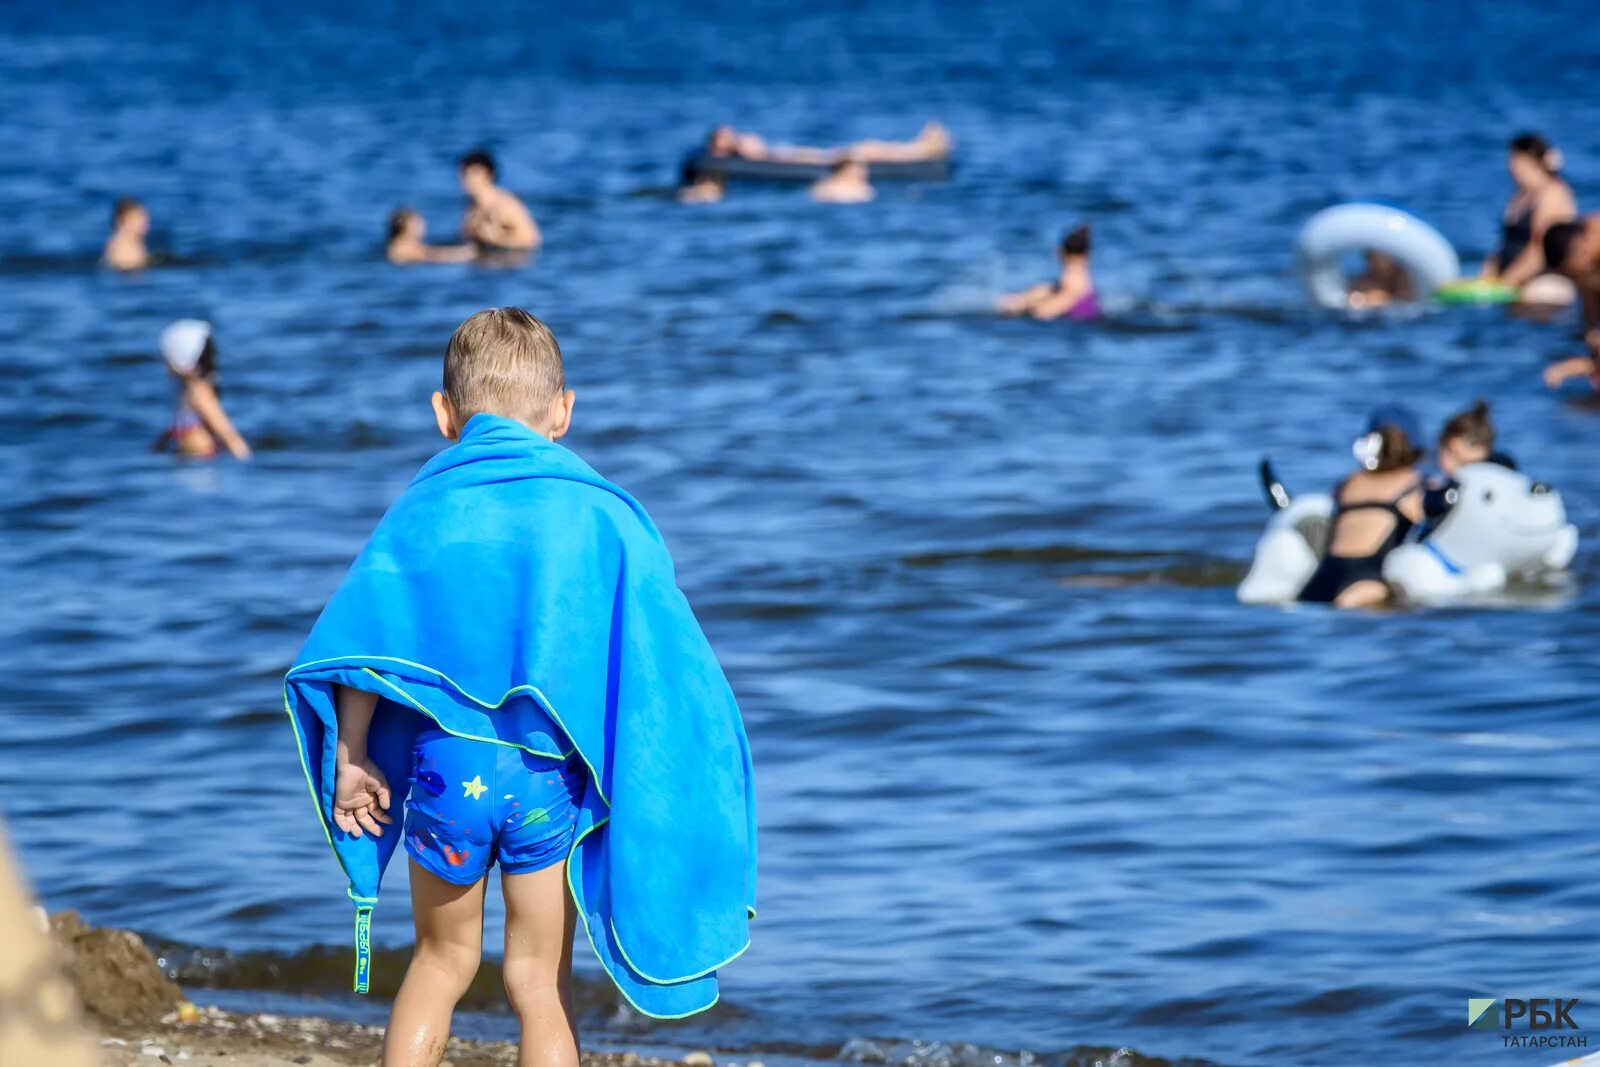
[1347,250,1416,308]
[459,150,541,251]
[1539,216,1600,388]
[387,208,477,264]
[1297,405,1426,608]
[998,225,1100,322]
[154,319,252,460]
[283,308,755,1057]
[810,159,875,203]
[1482,133,1576,290]
[104,197,150,272]
[702,120,951,165]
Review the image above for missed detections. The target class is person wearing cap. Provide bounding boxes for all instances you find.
[156,320,252,460]
[458,150,541,252]
[104,197,150,272]
[1297,405,1427,608]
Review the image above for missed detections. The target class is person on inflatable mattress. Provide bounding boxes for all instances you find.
[282,307,756,1066]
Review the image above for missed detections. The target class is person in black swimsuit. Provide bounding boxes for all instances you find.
[1298,405,1427,608]
[1482,133,1575,289]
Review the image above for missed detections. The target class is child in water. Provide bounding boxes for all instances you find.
[155,320,251,460]
[386,208,476,265]
[312,308,754,1064]
[1436,400,1513,477]
[1420,401,1514,538]
[1346,250,1416,309]
[1297,405,1425,608]
[999,225,1100,321]
[104,198,150,272]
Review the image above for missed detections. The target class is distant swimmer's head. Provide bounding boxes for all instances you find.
[1542,220,1597,278]
[159,319,216,381]
[113,197,149,236]
[1058,225,1091,261]
[708,126,739,156]
[388,207,424,243]
[458,149,497,194]
[1508,132,1563,185]
[1438,400,1495,476]
[435,307,575,442]
[1353,404,1424,472]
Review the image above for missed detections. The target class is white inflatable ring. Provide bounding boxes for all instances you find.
[1296,203,1461,309]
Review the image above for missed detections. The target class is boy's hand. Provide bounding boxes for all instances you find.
[333,757,393,838]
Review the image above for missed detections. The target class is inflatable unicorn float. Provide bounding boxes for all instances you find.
[1239,459,1579,606]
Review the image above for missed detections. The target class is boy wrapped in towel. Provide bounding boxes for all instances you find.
[283,308,755,1063]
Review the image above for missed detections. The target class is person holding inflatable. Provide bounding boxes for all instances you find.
[999,225,1100,322]
[1297,406,1426,608]
[1419,401,1514,539]
[1347,250,1416,309]
[1481,133,1575,290]
[1539,216,1600,389]
[154,319,252,461]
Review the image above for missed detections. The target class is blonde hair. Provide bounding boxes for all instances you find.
[443,308,566,424]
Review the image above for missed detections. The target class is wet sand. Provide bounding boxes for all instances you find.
[96,1006,694,1067]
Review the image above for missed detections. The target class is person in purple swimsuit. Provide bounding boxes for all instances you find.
[999,225,1100,321]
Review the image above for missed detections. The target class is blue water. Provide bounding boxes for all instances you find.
[4,4,1600,1066]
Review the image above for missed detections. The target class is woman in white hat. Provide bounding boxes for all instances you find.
[156,319,251,460]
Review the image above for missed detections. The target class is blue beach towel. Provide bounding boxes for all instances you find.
[283,414,755,1018]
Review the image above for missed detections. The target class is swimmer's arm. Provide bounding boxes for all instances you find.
[1397,484,1426,524]
[1028,281,1087,320]
[332,685,392,838]
[184,379,253,460]
[422,242,479,263]
[998,283,1051,314]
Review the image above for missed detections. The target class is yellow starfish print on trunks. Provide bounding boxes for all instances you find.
[462,775,487,801]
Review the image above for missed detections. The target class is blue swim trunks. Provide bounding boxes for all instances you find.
[402,728,585,885]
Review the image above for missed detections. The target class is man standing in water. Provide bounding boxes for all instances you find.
[1540,217,1600,387]
[459,150,541,251]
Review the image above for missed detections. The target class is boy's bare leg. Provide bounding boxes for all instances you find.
[502,862,579,1067]
[384,861,487,1067]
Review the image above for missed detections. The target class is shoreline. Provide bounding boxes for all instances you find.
[46,911,732,1067]
[95,1003,703,1067]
